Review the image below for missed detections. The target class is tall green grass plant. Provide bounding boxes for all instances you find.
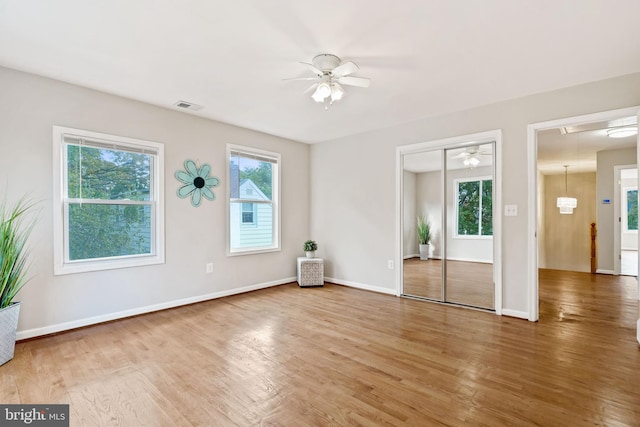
[0,197,37,308]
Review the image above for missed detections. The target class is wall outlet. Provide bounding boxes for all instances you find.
[206,263,213,273]
[387,260,394,269]
[504,204,518,217]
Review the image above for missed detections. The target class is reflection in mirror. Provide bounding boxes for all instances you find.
[445,143,495,309]
[402,150,443,300]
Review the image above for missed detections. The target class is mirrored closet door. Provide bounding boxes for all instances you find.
[401,142,495,310]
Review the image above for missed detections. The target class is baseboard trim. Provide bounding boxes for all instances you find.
[445,256,492,264]
[325,277,396,295]
[501,309,529,320]
[403,256,489,263]
[16,276,296,340]
[596,269,615,275]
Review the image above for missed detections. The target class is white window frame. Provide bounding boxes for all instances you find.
[52,126,165,275]
[454,176,493,239]
[227,144,280,255]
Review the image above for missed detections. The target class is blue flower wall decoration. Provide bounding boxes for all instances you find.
[175,160,220,207]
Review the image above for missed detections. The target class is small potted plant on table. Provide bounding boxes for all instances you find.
[303,240,318,258]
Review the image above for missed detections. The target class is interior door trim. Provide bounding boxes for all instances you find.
[527,105,640,323]
[396,129,503,315]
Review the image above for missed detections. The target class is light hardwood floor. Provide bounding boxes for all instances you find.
[2,270,639,426]
[403,258,494,309]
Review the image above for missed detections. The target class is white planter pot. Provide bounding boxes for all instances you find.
[306,251,316,259]
[0,302,21,366]
[419,244,430,260]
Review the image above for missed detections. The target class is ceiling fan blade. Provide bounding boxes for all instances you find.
[300,61,323,76]
[337,76,371,88]
[303,83,319,94]
[332,61,359,77]
[283,76,318,81]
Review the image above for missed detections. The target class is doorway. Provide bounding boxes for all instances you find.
[527,106,640,323]
[396,130,502,313]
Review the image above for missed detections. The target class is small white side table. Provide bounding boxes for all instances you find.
[297,257,324,287]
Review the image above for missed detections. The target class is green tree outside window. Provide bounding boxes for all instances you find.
[627,189,638,231]
[67,144,152,260]
[457,178,493,236]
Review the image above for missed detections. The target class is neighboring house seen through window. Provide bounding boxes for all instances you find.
[456,177,493,237]
[228,145,280,254]
[53,126,165,275]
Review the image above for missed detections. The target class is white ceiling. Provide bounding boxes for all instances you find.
[537,117,638,175]
[1,1,640,144]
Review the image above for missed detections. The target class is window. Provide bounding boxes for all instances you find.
[242,203,256,224]
[228,145,280,254]
[455,177,493,237]
[623,187,638,232]
[53,126,164,274]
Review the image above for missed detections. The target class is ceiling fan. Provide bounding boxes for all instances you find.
[286,54,371,105]
[453,147,491,168]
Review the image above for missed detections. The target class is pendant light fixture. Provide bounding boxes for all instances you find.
[557,165,577,214]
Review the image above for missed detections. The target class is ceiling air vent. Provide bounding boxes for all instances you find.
[173,100,203,111]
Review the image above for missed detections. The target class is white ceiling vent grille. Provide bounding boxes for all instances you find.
[173,100,203,111]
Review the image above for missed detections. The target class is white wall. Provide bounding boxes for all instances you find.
[542,172,596,272]
[415,171,441,259]
[0,66,310,338]
[411,166,493,262]
[311,72,640,315]
[402,170,417,257]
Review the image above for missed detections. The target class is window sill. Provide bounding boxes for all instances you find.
[54,254,165,276]
[227,247,281,257]
[452,235,493,240]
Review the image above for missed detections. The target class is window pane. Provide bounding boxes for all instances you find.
[230,201,272,250]
[229,153,273,201]
[67,144,151,201]
[481,179,493,236]
[242,203,254,223]
[628,190,638,231]
[458,181,480,235]
[68,203,152,260]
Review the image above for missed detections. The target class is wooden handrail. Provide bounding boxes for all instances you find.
[590,222,597,274]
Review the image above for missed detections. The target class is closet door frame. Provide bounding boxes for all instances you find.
[396,129,502,315]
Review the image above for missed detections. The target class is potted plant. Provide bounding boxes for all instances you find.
[0,197,37,366]
[417,215,431,260]
[303,239,318,258]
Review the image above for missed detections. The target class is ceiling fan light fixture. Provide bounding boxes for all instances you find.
[607,126,638,138]
[290,53,370,106]
[463,156,480,168]
[330,84,345,102]
[312,83,331,102]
